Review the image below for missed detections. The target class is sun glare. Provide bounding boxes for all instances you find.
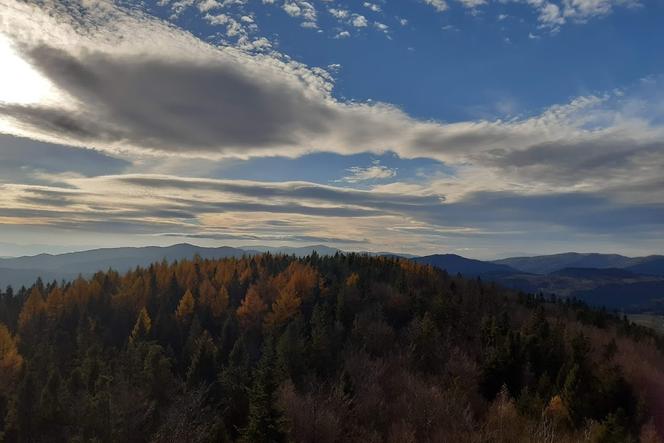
[0,34,56,105]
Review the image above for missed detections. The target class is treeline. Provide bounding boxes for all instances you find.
[0,253,662,442]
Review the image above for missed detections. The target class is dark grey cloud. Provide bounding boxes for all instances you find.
[3,45,335,153]
[481,138,664,187]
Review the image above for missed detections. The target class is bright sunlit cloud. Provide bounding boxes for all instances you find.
[0,34,56,106]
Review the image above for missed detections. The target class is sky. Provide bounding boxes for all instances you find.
[0,0,663,259]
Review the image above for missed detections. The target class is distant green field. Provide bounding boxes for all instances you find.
[628,314,664,335]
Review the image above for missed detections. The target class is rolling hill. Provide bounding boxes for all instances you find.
[413,254,521,277]
[494,252,664,276]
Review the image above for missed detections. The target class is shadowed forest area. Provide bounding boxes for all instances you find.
[0,253,663,442]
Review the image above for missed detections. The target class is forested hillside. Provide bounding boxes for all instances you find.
[0,254,663,442]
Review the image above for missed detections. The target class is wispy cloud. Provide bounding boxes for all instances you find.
[338,161,397,183]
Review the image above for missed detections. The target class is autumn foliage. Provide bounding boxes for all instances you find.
[0,253,662,442]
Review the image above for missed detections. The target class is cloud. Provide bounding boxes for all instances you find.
[424,0,449,12]
[1,0,663,257]
[1,1,663,204]
[160,231,369,244]
[328,8,349,19]
[282,1,317,26]
[3,171,663,258]
[351,14,368,27]
[338,161,397,183]
[515,0,639,29]
[0,134,129,185]
[457,0,487,8]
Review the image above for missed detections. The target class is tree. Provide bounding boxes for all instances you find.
[309,303,333,377]
[276,319,306,383]
[186,331,218,387]
[176,290,196,325]
[0,324,23,393]
[237,285,267,331]
[241,340,286,443]
[265,288,302,330]
[17,287,45,337]
[130,308,152,343]
[409,313,443,373]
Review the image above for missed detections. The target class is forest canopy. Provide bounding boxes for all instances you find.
[0,253,663,442]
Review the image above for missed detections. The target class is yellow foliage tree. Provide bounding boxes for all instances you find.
[346,273,360,288]
[45,287,66,323]
[18,287,46,335]
[199,279,229,319]
[175,290,196,325]
[236,285,267,330]
[130,308,152,343]
[264,288,302,330]
[483,385,524,443]
[543,394,571,429]
[0,323,24,393]
[280,262,318,300]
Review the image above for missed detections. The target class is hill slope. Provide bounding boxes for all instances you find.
[413,254,520,277]
[493,252,644,274]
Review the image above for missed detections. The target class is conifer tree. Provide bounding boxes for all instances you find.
[176,289,196,325]
[130,308,152,343]
[241,339,286,443]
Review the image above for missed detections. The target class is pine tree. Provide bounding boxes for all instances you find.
[309,303,333,377]
[241,339,286,443]
[186,330,218,387]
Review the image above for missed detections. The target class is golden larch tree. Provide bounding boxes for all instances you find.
[130,307,152,343]
[236,284,267,330]
[175,289,196,325]
[17,287,46,335]
[0,323,23,393]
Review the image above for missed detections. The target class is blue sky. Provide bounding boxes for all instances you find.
[0,0,663,258]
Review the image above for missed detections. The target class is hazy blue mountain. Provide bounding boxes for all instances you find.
[0,244,248,288]
[376,252,419,259]
[241,244,342,256]
[0,244,248,271]
[413,254,521,277]
[493,253,655,274]
[626,257,664,277]
[0,268,79,290]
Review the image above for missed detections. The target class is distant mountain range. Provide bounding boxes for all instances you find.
[414,253,664,314]
[1,245,663,314]
[0,244,249,288]
[493,252,664,276]
[412,254,519,277]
